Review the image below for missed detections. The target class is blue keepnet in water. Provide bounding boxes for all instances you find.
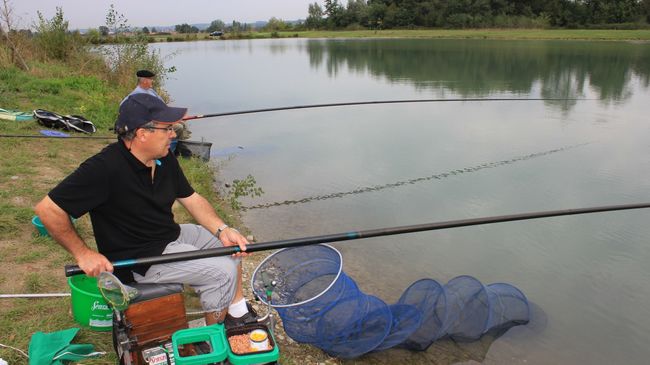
[252,244,529,359]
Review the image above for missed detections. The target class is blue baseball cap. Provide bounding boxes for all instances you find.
[115,93,187,134]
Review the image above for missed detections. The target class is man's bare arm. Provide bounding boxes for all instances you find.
[34,196,112,276]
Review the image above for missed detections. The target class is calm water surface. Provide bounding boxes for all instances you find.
[156,39,650,364]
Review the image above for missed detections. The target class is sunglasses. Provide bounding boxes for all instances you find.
[145,125,175,133]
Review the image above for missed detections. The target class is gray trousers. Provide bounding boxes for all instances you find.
[133,224,239,312]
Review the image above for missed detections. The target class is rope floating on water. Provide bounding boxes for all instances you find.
[243,142,590,210]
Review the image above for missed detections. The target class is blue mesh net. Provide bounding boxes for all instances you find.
[252,244,529,359]
[396,278,448,351]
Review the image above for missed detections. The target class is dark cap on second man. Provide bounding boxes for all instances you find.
[136,69,155,78]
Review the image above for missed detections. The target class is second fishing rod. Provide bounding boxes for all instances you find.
[182,97,588,121]
[3,97,586,140]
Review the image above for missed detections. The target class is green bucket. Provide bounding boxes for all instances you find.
[32,215,76,237]
[67,275,113,331]
[31,215,49,236]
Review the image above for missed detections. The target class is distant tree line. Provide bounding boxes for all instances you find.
[305,0,650,29]
[173,19,252,34]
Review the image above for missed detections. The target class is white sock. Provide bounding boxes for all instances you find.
[228,298,248,318]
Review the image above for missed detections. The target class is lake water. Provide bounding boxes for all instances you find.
[156,38,650,364]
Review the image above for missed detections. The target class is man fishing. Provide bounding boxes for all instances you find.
[35,93,256,327]
[120,69,164,105]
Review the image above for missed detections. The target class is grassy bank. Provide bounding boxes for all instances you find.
[272,28,650,41]
[0,64,241,363]
[0,137,242,364]
[140,29,650,42]
[0,63,336,365]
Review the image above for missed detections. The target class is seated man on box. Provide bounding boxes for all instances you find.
[35,93,255,327]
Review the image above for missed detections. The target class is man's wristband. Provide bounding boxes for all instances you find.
[216,224,228,238]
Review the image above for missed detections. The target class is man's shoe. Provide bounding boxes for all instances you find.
[224,302,258,330]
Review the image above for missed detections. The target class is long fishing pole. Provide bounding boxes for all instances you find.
[182,98,588,121]
[65,202,650,277]
[3,99,587,138]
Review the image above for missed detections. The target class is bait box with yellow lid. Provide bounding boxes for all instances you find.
[171,323,279,365]
[226,323,279,365]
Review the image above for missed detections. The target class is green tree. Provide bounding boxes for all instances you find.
[142,26,149,34]
[412,1,433,27]
[85,28,101,44]
[35,6,75,60]
[100,4,169,87]
[393,0,417,27]
[382,3,399,27]
[544,0,571,26]
[490,0,513,15]
[344,0,370,27]
[105,3,128,35]
[206,19,225,33]
[307,0,648,29]
[229,20,249,32]
[367,1,387,29]
[175,23,199,33]
[324,0,344,27]
[265,17,288,31]
[1,0,30,70]
[587,0,641,23]
[98,25,109,36]
[306,2,324,29]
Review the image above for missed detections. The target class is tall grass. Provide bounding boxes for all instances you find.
[2,5,171,100]
[97,4,173,90]
[33,7,83,61]
[98,34,169,89]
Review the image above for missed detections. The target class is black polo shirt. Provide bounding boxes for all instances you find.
[49,141,194,279]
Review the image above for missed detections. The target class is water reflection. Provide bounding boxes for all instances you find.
[302,39,650,107]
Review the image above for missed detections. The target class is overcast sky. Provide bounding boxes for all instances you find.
[12,0,317,29]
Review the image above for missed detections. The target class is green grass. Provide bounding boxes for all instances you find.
[0,39,257,365]
[0,298,119,364]
[0,63,125,363]
[23,273,46,293]
[15,249,48,264]
[0,67,242,362]
[133,28,650,44]
[286,28,650,40]
[0,65,126,132]
[0,152,237,365]
[0,204,34,237]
